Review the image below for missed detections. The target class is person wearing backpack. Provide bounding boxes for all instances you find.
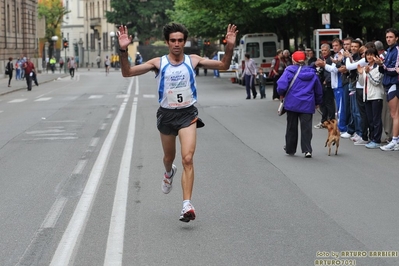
[6,57,14,87]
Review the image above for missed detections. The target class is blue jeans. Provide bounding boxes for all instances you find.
[349,89,362,136]
[334,87,347,132]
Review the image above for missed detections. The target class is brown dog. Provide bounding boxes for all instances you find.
[322,119,340,155]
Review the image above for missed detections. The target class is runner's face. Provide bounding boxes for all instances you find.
[167,32,185,56]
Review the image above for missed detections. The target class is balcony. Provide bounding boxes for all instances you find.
[90,18,101,30]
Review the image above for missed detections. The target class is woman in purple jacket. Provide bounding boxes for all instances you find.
[277,51,323,158]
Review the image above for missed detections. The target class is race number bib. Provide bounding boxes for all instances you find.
[166,86,192,107]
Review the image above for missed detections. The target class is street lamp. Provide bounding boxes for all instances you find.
[51,36,58,73]
[51,36,58,58]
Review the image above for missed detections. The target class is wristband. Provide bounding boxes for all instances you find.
[119,47,128,53]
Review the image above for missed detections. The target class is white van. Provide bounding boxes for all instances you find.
[235,33,282,84]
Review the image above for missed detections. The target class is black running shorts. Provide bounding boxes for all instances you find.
[156,105,205,136]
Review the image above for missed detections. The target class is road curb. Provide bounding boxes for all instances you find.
[0,74,69,96]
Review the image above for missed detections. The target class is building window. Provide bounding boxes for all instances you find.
[17,8,20,34]
[66,1,69,19]
[90,33,95,49]
[7,4,10,33]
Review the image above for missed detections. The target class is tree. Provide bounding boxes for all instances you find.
[169,0,399,50]
[38,0,70,57]
[106,0,174,44]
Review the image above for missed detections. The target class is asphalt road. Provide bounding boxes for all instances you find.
[0,68,398,266]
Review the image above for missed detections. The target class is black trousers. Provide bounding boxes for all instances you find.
[8,72,13,86]
[272,75,280,99]
[356,88,369,141]
[365,99,383,143]
[285,111,313,154]
[320,85,336,122]
[26,74,32,90]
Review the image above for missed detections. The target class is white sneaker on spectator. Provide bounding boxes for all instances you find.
[354,139,369,145]
[314,122,323,129]
[340,132,352,139]
[351,133,361,142]
[380,141,399,151]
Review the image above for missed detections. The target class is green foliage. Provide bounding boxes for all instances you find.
[37,0,70,42]
[106,0,174,43]
[170,0,399,48]
[106,0,399,49]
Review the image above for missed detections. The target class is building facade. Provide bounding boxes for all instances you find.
[61,0,117,68]
[0,0,44,71]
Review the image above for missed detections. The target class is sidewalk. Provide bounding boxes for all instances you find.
[1,70,70,96]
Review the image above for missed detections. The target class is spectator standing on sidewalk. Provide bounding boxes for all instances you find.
[357,48,385,149]
[270,49,286,100]
[6,57,14,87]
[314,43,335,129]
[278,51,323,158]
[377,28,399,151]
[15,58,21,80]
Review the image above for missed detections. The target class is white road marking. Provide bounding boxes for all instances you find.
[143,94,156,98]
[88,95,104,99]
[8,99,27,103]
[35,97,52,102]
[26,129,65,134]
[27,137,78,141]
[135,76,139,95]
[104,77,136,266]
[116,95,129,98]
[41,197,68,229]
[35,133,76,136]
[72,160,88,175]
[89,137,100,147]
[50,77,135,266]
[100,123,107,130]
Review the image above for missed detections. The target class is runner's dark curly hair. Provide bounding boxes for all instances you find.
[163,23,188,42]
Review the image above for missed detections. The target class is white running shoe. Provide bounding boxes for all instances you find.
[350,133,361,142]
[340,132,352,139]
[162,164,177,194]
[179,203,196,222]
[314,122,323,129]
[354,139,369,145]
[380,141,399,151]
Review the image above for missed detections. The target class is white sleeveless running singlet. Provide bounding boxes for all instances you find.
[156,54,197,109]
